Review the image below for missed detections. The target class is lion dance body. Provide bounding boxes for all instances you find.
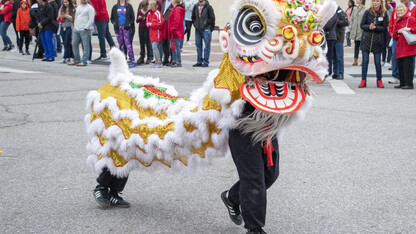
[85,0,337,178]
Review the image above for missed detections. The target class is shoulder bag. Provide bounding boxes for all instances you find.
[402,13,416,45]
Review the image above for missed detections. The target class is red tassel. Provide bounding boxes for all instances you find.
[264,138,274,167]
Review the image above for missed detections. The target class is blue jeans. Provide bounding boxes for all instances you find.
[362,51,382,81]
[195,29,211,65]
[171,38,182,64]
[391,40,399,79]
[72,29,91,64]
[61,27,72,59]
[40,30,55,59]
[0,22,12,47]
[95,19,115,57]
[346,32,351,47]
[333,42,344,76]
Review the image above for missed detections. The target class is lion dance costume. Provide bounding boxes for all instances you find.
[85,0,337,220]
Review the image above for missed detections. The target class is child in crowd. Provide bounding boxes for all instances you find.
[111,0,136,68]
[147,0,165,68]
[57,0,75,63]
[16,0,31,55]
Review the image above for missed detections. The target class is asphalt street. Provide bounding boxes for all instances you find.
[1,31,416,234]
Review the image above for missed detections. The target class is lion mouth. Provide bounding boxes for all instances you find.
[240,69,308,114]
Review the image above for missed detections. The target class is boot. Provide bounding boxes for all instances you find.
[358,80,366,88]
[377,80,385,88]
[136,56,144,64]
[145,57,152,64]
[352,58,358,66]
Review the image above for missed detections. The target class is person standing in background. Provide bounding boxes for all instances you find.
[392,3,416,89]
[388,0,415,85]
[68,0,94,66]
[191,0,215,67]
[332,6,349,80]
[111,0,136,68]
[147,0,165,68]
[91,0,115,61]
[10,0,21,50]
[16,0,31,55]
[161,0,172,66]
[136,0,153,64]
[37,0,55,61]
[358,0,388,88]
[323,10,337,78]
[0,0,15,51]
[350,0,366,66]
[57,0,75,63]
[345,0,355,47]
[183,0,193,45]
[48,0,59,56]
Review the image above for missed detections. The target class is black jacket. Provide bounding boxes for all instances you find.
[10,0,22,23]
[191,1,215,31]
[28,3,39,29]
[37,3,54,32]
[360,10,389,53]
[324,12,338,41]
[110,4,135,32]
[335,7,349,43]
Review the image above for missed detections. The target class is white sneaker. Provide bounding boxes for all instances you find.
[388,79,399,84]
[61,59,67,63]
[383,63,391,67]
[381,61,385,66]
[187,41,192,46]
[87,60,92,64]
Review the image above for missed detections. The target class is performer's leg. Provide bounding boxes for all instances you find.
[228,128,267,230]
[94,167,130,208]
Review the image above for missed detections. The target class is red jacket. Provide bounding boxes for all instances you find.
[0,1,13,23]
[389,7,416,36]
[393,11,416,58]
[147,9,165,42]
[16,0,30,31]
[90,0,109,21]
[168,5,185,40]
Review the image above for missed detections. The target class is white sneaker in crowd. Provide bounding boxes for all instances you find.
[61,59,67,63]
[383,63,391,67]
[381,61,385,66]
[186,41,192,46]
[388,79,400,84]
[87,60,92,64]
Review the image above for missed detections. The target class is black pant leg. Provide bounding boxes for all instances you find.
[139,27,146,58]
[162,39,171,63]
[96,167,129,192]
[326,40,336,75]
[402,56,414,87]
[228,128,280,230]
[398,57,405,86]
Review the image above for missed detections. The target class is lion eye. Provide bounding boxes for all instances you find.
[234,7,265,45]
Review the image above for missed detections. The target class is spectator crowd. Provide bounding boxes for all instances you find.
[0,0,215,68]
[325,0,415,89]
[1,0,415,89]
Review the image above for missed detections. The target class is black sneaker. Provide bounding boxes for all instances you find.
[93,185,110,206]
[221,191,243,225]
[202,63,209,67]
[247,228,267,234]
[94,56,107,61]
[109,190,130,208]
[193,63,202,67]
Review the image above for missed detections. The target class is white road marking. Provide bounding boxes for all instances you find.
[0,67,43,74]
[329,79,356,95]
